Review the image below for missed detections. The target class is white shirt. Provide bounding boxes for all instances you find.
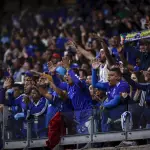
[99,62,109,83]
[3,49,11,63]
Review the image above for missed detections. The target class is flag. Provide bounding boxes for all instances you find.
[121,29,150,43]
[46,112,66,149]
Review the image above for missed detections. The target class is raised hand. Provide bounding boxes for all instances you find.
[66,40,77,49]
[37,76,49,87]
[92,33,104,43]
[117,44,124,53]
[41,73,53,82]
[119,65,129,74]
[3,78,13,89]
[7,67,13,76]
[80,25,86,36]
[47,61,56,74]
[30,70,42,76]
[92,59,101,69]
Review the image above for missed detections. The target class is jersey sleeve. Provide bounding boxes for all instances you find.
[68,69,86,89]
[123,73,148,91]
[92,69,109,91]
[52,74,68,91]
[103,95,121,108]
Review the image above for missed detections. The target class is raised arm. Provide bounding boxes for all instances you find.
[80,25,86,46]
[30,70,53,82]
[117,46,134,71]
[66,41,95,61]
[92,69,108,91]
[48,61,68,91]
[52,74,68,91]
[62,56,86,89]
[49,81,67,100]
[68,69,87,89]
[2,77,14,105]
[100,38,115,68]
[77,45,95,61]
[123,72,148,91]
[103,83,130,109]
[37,75,67,102]
[92,59,108,91]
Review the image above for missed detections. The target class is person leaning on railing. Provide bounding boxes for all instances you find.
[92,63,130,132]
[50,57,93,134]
[121,67,150,130]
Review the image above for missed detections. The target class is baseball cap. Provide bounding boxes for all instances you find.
[70,63,80,69]
[52,53,61,59]
[24,71,33,77]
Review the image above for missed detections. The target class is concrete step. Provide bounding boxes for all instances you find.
[87,144,150,150]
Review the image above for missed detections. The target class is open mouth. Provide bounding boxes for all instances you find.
[66,79,69,83]
[108,80,112,85]
[64,78,68,83]
[64,76,69,82]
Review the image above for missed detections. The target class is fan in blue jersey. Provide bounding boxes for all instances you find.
[2,77,32,139]
[92,60,130,132]
[37,75,64,126]
[4,74,37,138]
[48,59,93,134]
[37,75,74,133]
[4,79,25,113]
[89,85,107,132]
[9,84,49,138]
[6,82,34,116]
[8,71,36,115]
[26,86,48,137]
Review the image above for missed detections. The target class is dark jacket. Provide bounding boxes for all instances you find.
[123,73,150,103]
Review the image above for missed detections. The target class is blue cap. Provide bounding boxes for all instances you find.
[70,63,80,69]
[56,66,67,76]
[25,71,33,77]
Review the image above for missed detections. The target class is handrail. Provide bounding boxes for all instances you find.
[2,106,150,149]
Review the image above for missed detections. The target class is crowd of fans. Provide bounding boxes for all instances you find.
[0,0,150,149]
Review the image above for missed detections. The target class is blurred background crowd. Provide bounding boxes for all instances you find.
[0,0,150,149]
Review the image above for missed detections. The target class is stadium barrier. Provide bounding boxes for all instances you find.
[2,102,150,149]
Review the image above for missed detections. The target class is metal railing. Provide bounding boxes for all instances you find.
[2,103,150,149]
